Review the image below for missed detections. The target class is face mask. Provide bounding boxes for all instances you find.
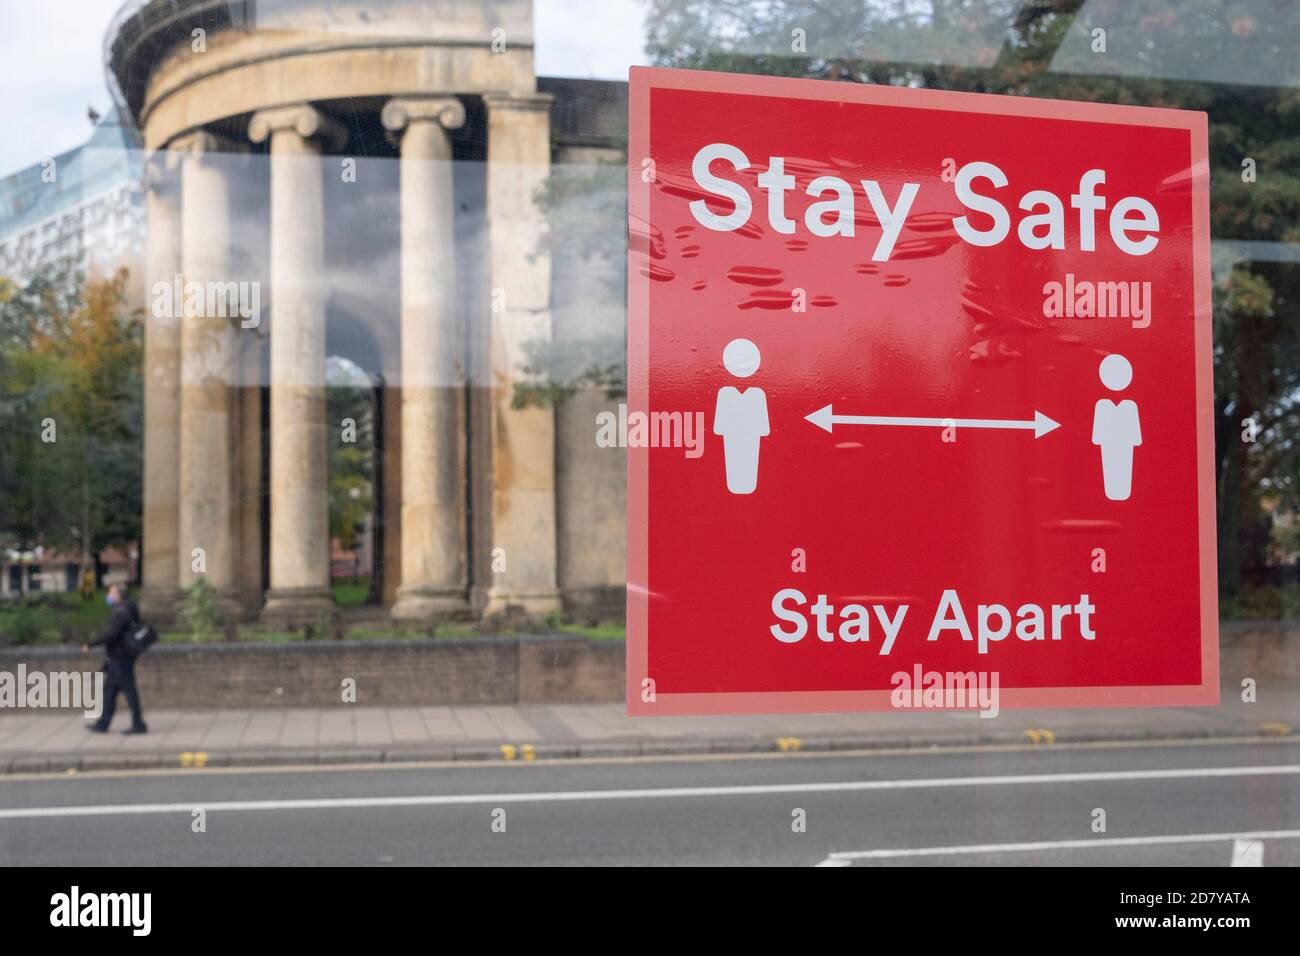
[106,593,118,607]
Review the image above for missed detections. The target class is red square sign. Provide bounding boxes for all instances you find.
[627,67,1217,717]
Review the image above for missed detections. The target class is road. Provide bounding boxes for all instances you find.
[0,739,1297,866]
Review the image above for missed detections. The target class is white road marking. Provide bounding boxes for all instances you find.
[0,763,1297,820]
[819,829,1300,865]
[1231,838,1264,866]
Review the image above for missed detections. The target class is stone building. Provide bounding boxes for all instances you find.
[105,0,627,626]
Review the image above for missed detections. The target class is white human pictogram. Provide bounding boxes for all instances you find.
[714,338,769,494]
[1092,353,1141,501]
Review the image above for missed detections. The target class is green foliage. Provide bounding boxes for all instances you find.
[0,590,123,642]
[537,157,627,266]
[0,597,56,645]
[326,382,374,553]
[180,577,221,642]
[0,266,143,560]
[558,621,627,641]
[519,156,629,408]
[332,576,371,607]
[306,605,335,641]
[511,335,627,409]
[1220,584,1300,622]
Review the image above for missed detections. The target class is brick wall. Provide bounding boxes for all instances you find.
[519,637,624,702]
[1221,620,1300,682]
[1,623,1295,710]
[0,635,625,709]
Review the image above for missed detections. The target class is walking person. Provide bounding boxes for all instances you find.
[83,584,148,735]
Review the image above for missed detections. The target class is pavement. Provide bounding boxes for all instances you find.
[0,739,1296,865]
[0,690,1295,773]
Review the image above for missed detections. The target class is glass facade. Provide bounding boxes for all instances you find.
[0,0,1295,879]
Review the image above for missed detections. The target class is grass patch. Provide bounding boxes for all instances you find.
[341,621,626,641]
[0,590,627,645]
[558,622,626,640]
[332,576,371,607]
[343,627,423,640]
[159,628,304,644]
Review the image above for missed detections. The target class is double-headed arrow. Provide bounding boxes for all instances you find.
[805,404,1060,438]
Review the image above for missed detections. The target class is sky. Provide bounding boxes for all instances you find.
[0,0,648,178]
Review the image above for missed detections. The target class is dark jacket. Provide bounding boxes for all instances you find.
[89,599,139,660]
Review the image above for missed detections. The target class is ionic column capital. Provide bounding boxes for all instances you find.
[169,129,239,160]
[381,96,466,145]
[248,104,346,151]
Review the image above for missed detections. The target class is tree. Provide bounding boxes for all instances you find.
[0,266,143,567]
[513,139,628,410]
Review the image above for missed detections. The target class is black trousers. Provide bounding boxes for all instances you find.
[96,657,145,730]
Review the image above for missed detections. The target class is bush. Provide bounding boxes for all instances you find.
[1220,583,1300,621]
[7,607,49,645]
[180,578,221,641]
[0,598,56,645]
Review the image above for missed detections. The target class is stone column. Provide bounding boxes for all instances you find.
[381,96,471,622]
[481,92,560,622]
[249,104,343,628]
[138,147,182,622]
[174,131,238,612]
[236,338,265,617]
[381,382,403,608]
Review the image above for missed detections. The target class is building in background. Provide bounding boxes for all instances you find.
[0,108,143,287]
[0,546,135,597]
